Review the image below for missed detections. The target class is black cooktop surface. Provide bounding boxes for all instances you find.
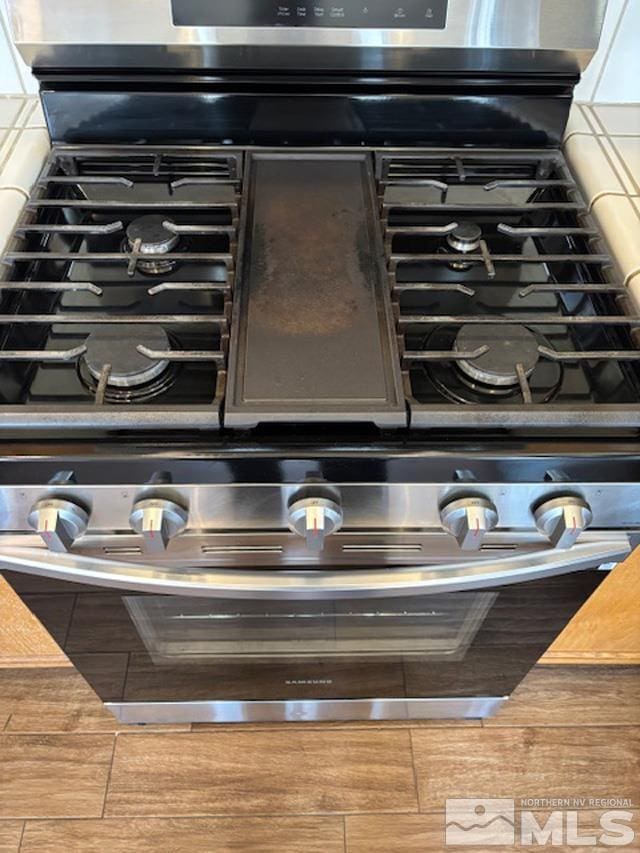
[0,145,639,435]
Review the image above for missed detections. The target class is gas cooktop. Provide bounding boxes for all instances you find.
[1,144,639,434]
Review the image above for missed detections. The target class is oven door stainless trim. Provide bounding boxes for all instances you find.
[0,537,629,600]
[105,696,507,724]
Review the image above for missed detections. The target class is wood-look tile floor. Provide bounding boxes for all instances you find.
[0,665,638,852]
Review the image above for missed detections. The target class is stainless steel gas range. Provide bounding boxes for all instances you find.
[0,0,637,724]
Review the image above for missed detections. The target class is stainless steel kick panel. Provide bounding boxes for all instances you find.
[0,483,639,534]
[7,0,607,74]
[106,696,507,724]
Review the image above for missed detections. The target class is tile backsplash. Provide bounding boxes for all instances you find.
[0,0,639,102]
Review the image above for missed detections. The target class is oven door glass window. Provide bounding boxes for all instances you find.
[123,592,496,666]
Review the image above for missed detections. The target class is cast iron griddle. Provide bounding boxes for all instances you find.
[225,152,406,427]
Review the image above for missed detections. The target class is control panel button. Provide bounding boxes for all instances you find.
[288,496,344,552]
[130,498,188,553]
[28,498,90,553]
[440,496,499,551]
[534,496,593,549]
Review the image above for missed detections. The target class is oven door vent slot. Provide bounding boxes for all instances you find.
[201,545,284,555]
[342,544,422,554]
[103,546,143,556]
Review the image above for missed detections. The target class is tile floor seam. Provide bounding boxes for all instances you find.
[100,735,118,820]
[16,819,25,853]
[407,729,424,815]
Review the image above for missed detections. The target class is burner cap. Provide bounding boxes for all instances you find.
[126,216,179,274]
[85,324,170,388]
[447,221,482,254]
[454,323,540,387]
[127,215,179,255]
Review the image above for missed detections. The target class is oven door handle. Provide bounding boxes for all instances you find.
[0,537,630,600]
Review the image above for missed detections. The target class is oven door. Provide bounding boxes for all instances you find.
[0,536,629,723]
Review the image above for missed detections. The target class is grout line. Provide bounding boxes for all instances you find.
[100,735,118,819]
[624,266,640,287]
[0,185,29,199]
[563,130,597,146]
[579,104,601,136]
[592,0,630,104]
[587,105,609,136]
[0,128,23,172]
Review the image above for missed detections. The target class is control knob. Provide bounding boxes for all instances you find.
[288,496,343,552]
[440,496,499,550]
[28,497,90,553]
[130,498,188,553]
[534,496,592,549]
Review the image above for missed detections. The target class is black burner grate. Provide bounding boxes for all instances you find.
[377,149,640,429]
[0,146,242,431]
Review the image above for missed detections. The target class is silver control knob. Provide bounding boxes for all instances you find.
[28,498,90,553]
[288,497,343,552]
[534,496,593,549]
[440,496,499,550]
[130,498,188,553]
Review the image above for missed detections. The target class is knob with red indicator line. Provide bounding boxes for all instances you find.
[28,497,90,553]
[287,496,343,552]
[129,497,188,553]
[534,496,593,549]
[440,496,499,551]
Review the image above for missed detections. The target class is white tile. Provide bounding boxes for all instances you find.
[591,194,640,285]
[0,126,49,193]
[575,0,627,102]
[564,134,626,206]
[0,95,23,126]
[563,104,593,141]
[26,100,45,128]
[595,0,640,103]
[593,104,640,135]
[599,135,638,194]
[610,137,640,194]
[0,186,25,255]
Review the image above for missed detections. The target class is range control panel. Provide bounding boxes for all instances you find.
[172,0,448,29]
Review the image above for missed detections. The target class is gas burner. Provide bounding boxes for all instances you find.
[454,324,539,388]
[84,324,171,388]
[446,221,482,271]
[421,326,564,405]
[125,215,179,275]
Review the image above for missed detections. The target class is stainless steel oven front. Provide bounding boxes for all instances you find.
[0,532,629,723]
